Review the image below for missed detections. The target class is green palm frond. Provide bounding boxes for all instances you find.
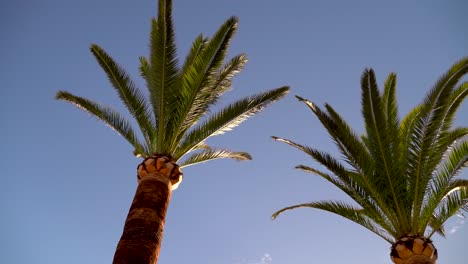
[90,44,154,145]
[428,219,447,238]
[147,0,180,154]
[138,56,150,81]
[174,86,289,160]
[169,17,239,150]
[272,200,394,243]
[420,140,468,231]
[56,0,289,174]
[181,34,208,74]
[178,147,251,168]
[212,54,248,93]
[295,164,397,236]
[294,96,374,181]
[361,69,410,232]
[55,91,146,155]
[286,96,402,228]
[171,54,248,149]
[406,58,468,230]
[428,185,468,238]
[272,136,401,229]
[272,57,467,244]
[382,73,402,182]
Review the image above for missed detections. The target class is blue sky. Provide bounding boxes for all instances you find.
[1,0,467,263]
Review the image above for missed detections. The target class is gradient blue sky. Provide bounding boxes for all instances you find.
[1,0,467,263]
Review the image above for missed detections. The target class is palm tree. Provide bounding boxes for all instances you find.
[272,58,467,264]
[56,1,289,263]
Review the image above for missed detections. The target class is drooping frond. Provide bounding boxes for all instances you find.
[178,147,251,168]
[442,81,468,132]
[272,135,400,229]
[428,185,468,238]
[174,86,289,160]
[294,95,374,176]
[147,0,180,154]
[295,165,397,236]
[291,96,403,229]
[90,44,155,146]
[55,91,147,155]
[272,200,394,243]
[420,139,468,232]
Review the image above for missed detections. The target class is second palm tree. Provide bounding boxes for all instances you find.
[272,58,467,264]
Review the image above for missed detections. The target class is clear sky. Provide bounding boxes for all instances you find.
[1,0,467,263]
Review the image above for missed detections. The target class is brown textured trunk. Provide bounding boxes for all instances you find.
[399,255,436,264]
[113,172,172,264]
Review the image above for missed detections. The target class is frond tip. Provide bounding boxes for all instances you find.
[178,148,252,168]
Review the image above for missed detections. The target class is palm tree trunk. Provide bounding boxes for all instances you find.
[113,172,172,264]
[391,236,437,264]
[400,255,435,264]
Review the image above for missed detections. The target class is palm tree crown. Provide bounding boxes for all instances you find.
[56,0,289,171]
[272,57,468,246]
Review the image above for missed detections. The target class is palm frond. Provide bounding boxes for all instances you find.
[174,86,289,159]
[295,95,374,176]
[55,91,147,155]
[442,81,468,131]
[428,219,446,238]
[381,73,402,179]
[361,69,410,232]
[407,58,468,230]
[324,104,375,175]
[427,185,468,238]
[139,56,150,81]
[90,44,154,145]
[168,17,239,150]
[272,137,352,180]
[180,34,208,76]
[212,54,248,92]
[272,200,394,243]
[382,73,398,124]
[420,140,468,231]
[178,147,251,168]
[273,135,401,228]
[172,54,249,149]
[147,0,180,154]
[296,165,397,236]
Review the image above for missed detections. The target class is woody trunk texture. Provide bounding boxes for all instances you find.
[113,155,182,264]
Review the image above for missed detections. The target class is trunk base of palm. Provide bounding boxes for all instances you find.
[390,235,438,264]
[113,155,183,264]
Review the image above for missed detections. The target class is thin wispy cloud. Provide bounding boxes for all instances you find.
[234,253,272,264]
[448,215,466,235]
